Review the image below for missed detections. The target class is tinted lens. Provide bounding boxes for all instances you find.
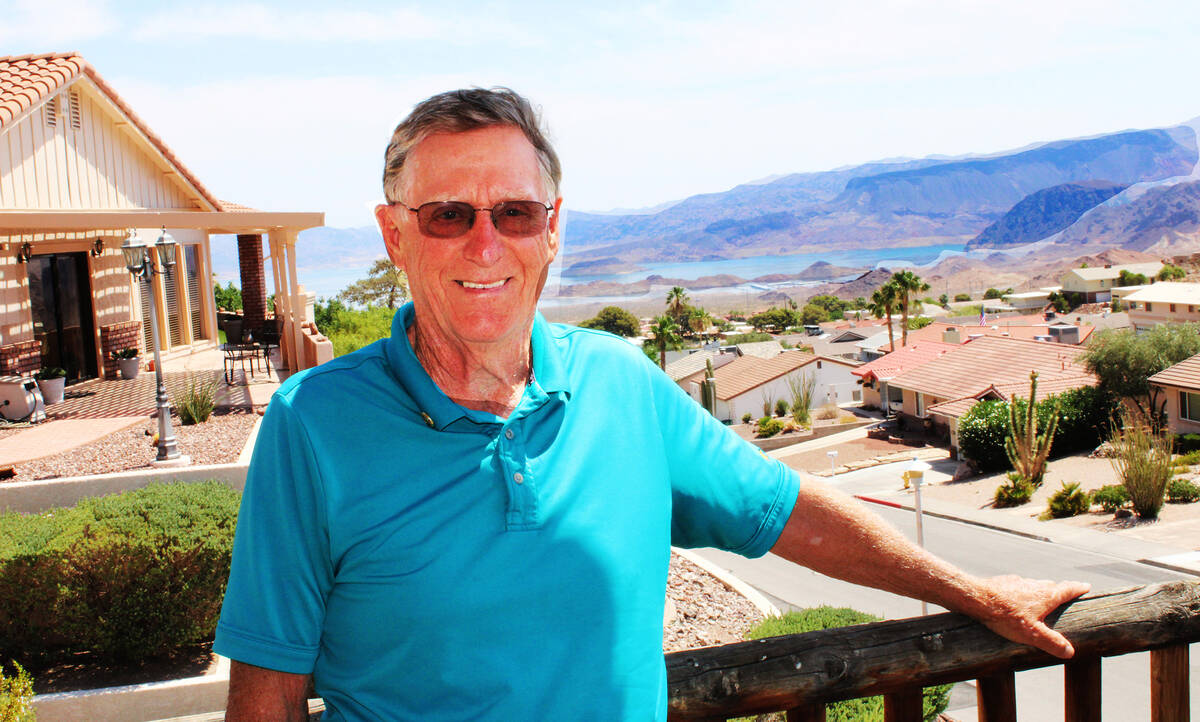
[416,202,475,238]
[492,201,549,237]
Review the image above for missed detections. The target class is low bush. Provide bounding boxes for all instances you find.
[1110,422,1173,519]
[1176,434,1200,454]
[815,403,840,421]
[994,473,1034,508]
[1172,450,1200,468]
[953,293,972,302]
[1043,482,1090,519]
[741,412,753,424]
[744,608,950,721]
[774,399,789,418]
[0,662,35,722]
[1091,484,1130,513]
[0,481,240,666]
[756,417,784,438]
[1167,478,1200,504]
[177,378,218,425]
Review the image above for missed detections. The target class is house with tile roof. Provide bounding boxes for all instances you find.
[663,349,738,382]
[0,52,325,382]
[850,341,958,413]
[1122,282,1200,331]
[1149,353,1200,435]
[886,335,1096,454]
[1060,262,1164,303]
[679,350,860,423]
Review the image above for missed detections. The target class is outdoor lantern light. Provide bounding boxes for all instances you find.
[91,238,105,257]
[15,241,32,263]
[121,226,187,466]
[121,229,147,275]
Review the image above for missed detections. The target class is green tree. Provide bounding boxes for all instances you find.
[869,282,900,353]
[213,280,242,311]
[1083,323,1200,422]
[666,286,690,324]
[748,307,798,333]
[647,315,682,371]
[807,294,849,321]
[338,258,409,309]
[578,306,640,337]
[1117,269,1149,287]
[1158,263,1186,281]
[938,293,949,307]
[983,287,1004,300]
[890,270,930,348]
[800,303,828,326]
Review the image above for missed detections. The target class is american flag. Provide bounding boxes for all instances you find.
[979,306,986,326]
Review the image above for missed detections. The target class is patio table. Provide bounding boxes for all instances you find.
[222,343,264,385]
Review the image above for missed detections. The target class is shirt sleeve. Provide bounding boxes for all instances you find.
[647,359,802,557]
[214,393,333,674]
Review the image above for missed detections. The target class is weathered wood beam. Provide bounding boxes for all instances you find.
[1150,644,1189,722]
[785,703,825,722]
[883,687,922,721]
[977,671,1016,722]
[667,580,1200,720]
[1064,657,1101,722]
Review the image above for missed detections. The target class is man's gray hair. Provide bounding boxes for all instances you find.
[382,87,562,203]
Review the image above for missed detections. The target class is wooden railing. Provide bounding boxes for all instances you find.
[667,580,1199,721]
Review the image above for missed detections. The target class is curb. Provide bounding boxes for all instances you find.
[33,656,230,722]
[854,494,1054,542]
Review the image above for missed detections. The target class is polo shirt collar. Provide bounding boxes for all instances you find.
[385,303,572,430]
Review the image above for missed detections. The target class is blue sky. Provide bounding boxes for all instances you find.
[4,0,1200,228]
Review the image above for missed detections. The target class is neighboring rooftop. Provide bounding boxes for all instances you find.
[1150,352,1200,393]
[1065,262,1164,281]
[852,341,959,382]
[682,350,817,400]
[1123,282,1200,306]
[730,340,784,359]
[664,349,736,382]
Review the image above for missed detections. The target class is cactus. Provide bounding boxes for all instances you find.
[701,358,718,416]
[1004,370,1060,488]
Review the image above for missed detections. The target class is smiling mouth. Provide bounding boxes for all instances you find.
[458,279,507,290]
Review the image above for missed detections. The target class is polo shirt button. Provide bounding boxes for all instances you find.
[513,472,524,484]
[504,428,514,440]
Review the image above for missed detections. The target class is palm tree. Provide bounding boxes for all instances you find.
[869,282,899,353]
[666,286,690,324]
[648,315,681,371]
[891,270,930,347]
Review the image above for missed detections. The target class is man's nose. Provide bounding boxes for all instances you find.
[461,210,504,265]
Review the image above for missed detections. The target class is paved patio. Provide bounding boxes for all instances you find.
[0,346,287,466]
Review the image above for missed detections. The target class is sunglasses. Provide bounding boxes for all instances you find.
[396,200,554,239]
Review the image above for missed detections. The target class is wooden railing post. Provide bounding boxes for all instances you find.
[1065,657,1101,722]
[977,671,1017,722]
[786,703,826,722]
[1150,644,1190,722]
[883,687,923,722]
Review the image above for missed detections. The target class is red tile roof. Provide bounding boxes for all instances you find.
[684,350,818,401]
[927,372,1097,420]
[852,340,959,382]
[906,319,1095,345]
[888,336,1093,401]
[1149,352,1200,393]
[0,52,220,210]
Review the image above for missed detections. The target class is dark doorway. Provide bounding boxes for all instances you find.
[27,252,98,383]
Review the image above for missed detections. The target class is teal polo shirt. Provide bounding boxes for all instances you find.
[215,303,800,721]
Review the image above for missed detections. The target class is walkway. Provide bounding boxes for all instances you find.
[0,346,286,467]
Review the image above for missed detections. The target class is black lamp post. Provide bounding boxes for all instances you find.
[121,227,186,464]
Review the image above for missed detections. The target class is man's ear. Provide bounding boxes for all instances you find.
[547,197,564,261]
[375,204,407,270]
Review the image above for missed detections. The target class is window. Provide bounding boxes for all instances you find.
[1183,391,1200,423]
[1146,302,1153,312]
[1170,304,1176,313]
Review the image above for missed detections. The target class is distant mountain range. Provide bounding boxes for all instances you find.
[965,180,1129,250]
[563,125,1199,266]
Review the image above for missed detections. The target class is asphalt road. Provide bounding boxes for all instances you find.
[693,505,1198,720]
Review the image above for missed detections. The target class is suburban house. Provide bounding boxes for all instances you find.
[886,336,1095,455]
[1122,282,1200,331]
[663,348,738,382]
[908,317,1095,346]
[0,52,324,382]
[1001,287,1060,312]
[851,340,958,414]
[1149,353,1200,435]
[1059,262,1164,303]
[679,350,860,423]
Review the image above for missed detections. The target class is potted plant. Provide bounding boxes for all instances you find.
[111,347,141,379]
[34,366,67,405]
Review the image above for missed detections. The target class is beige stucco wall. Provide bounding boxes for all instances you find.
[1157,383,1200,436]
[1128,304,1200,330]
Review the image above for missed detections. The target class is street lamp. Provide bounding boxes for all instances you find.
[906,454,932,615]
[826,449,838,477]
[122,228,188,465]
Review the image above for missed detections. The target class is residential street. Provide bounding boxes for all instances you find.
[693,459,1200,720]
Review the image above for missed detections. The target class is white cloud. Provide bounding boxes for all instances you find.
[0,0,118,45]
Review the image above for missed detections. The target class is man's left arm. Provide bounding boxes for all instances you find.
[771,479,1090,658]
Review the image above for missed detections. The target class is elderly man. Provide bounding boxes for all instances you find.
[215,88,1088,721]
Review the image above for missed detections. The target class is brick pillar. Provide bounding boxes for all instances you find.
[99,321,142,379]
[238,234,267,335]
[0,340,42,377]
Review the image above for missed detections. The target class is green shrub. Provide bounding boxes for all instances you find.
[756,417,784,438]
[177,378,218,425]
[1167,478,1200,504]
[1091,484,1130,513]
[1110,422,1174,519]
[0,661,35,722]
[774,399,789,417]
[993,474,1034,508]
[742,412,753,424]
[953,293,971,302]
[1175,433,1200,453]
[744,608,950,722]
[1172,450,1200,468]
[314,300,395,356]
[0,482,240,666]
[1043,482,1090,519]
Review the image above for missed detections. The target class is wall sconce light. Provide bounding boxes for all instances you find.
[15,242,32,264]
[91,238,105,257]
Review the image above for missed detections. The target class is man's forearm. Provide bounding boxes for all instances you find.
[226,660,311,722]
[771,479,1088,657]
